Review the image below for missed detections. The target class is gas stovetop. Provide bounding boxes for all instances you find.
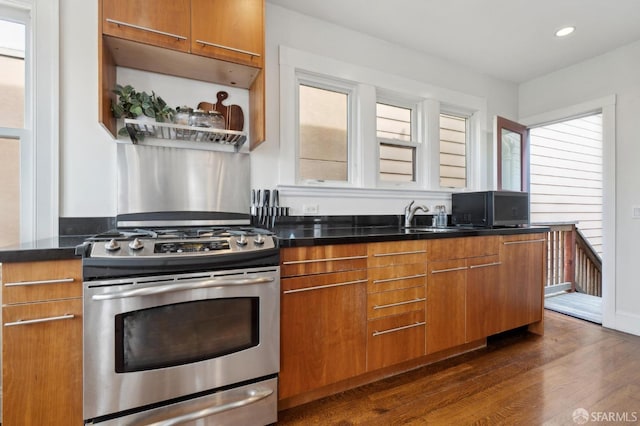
[86,227,276,259]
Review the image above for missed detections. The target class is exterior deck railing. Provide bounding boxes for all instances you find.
[539,223,602,297]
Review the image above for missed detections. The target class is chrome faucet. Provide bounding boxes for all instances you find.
[404,200,429,227]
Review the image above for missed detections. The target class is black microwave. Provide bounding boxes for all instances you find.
[451,191,530,228]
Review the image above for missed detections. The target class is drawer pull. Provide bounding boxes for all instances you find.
[372,250,427,257]
[4,277,75,287]
[503,239,546,245]
[372,321,426,337]
[196,39,261,58]
[106,18,188,40]
[373,297,426,310]
[283,279,367,294]
[468,262,502,269]
[431,266,468,274]
[373,273,426,284]
[282,255,368,265]
[4,314,75,327]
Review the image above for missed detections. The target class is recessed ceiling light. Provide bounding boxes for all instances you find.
[555,26,575,37]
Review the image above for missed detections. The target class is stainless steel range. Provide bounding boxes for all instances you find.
[79,211,280,426]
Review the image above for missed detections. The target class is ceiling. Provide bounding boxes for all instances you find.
[267,0,640,83]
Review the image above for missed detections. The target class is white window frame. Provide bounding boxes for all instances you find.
[437,105,475,190]
[0,0,59,242]
[295,72,358,187]
[375,93,423,189]
[278,46,486,200]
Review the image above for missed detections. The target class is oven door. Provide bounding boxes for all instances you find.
[83,266,279,422]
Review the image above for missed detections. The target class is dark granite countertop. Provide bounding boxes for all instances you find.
[0,236,87,263]
[0,215,550,262]
[273,224,550,247]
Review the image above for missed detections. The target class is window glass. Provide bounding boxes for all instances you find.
[0,17,25,247]
[298,84,348,182]
[439,113,467,188]
[0,19,25,129]
[377,103,416,182]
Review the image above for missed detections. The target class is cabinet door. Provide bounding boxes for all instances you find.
[465,255,502,341]
[426,259,467,354]
[103,0,191,52]
[280,272,367,400]
[191,0,264,68]
[2,298,83,426]
[500,234,545,330]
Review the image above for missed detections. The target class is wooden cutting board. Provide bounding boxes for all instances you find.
[197,91,244,131]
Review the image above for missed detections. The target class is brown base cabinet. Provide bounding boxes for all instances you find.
[279,233,546,408]
[279,245,368,400]
[1,259,83,426]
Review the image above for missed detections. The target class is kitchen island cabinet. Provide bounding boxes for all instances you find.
[1,259,83,426]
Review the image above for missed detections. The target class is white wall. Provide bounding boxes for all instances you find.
[251,4,519,215]
[519,39,640,336]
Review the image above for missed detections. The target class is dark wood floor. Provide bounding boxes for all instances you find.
[277,310,640,425]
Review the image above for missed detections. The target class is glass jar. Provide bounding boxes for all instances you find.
[173,106,194,139]
[189,109,209,128]
[207,111,225,130]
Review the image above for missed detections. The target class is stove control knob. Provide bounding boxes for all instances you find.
[254,234,265,245]
[105,239,120,251]
[236,234,248,246]
[128,238,144,251]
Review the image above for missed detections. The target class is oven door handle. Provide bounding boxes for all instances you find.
[91,277,275,301]
[138,387,273,426]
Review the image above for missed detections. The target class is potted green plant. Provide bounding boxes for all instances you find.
[111,84,175,138]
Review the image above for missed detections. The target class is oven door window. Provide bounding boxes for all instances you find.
[115,297,259,373]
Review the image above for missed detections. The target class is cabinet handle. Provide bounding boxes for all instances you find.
[195,39,261,58]
[372,250,427,257]
[4,277,75,287]
[4,314,75,327]
[372,321,426,337]
[373,297,426,310]
[106,18,188,41]
[373,273,426,284]
[468,262,502,269]
[430,266,468,274]
[283,279,367,294]
[140,387,273,426]
[503,239,546,245]
[282,255,368,265]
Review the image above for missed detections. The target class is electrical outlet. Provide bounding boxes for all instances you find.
[633,206,640,219]
[303,204,319,214]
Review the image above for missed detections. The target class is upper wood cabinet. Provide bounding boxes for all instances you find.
[98,0,266,149]
[102,0,191,52]
[191,0,264,68]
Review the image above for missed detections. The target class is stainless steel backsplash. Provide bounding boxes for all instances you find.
[117,144,250,215]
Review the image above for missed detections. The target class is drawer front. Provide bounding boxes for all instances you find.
[367,310,426,370]
[427,238,466,261]
[367,241,427,268]
[2,259,82,305]
[502,233,546,244]
[282,270,367,293]
[281,244,368,277]
[368,263,426,294]
[367,286,426,319]
[465,236,500,257]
